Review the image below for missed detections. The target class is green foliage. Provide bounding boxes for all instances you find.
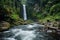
[26,0,60,23]
[0,0,60,25]
[3,6,20,21]
[10,13,20,21]
[50,3,60,14]
[0,0,22,26]
[21,0,27,4]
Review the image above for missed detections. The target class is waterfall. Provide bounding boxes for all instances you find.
[23,4,27,20]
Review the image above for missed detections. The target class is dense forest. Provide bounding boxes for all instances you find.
[0,0,60,31]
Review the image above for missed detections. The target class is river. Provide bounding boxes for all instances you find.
[0,23,56,40]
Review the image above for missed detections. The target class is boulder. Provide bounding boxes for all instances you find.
[0,21,10,31]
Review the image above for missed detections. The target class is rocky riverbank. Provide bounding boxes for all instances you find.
[40,19,60,40]
[0,20,34,32]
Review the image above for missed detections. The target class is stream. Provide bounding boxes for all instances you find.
[0,23,56,40]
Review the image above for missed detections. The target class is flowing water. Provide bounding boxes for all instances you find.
[23,4,27,20]
[0,23,55,40]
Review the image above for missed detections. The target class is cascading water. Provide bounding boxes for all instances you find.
[0,24,55,40]
[23,4,27,20]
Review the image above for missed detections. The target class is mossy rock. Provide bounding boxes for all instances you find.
[0,21,10,31]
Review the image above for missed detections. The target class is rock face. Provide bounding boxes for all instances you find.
[0,21,10,31]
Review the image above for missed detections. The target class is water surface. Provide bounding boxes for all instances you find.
[0,24,56,40]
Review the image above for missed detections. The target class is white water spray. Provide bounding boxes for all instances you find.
[1,24,48,40]
[23,4,27,20]
[10,28,36,40]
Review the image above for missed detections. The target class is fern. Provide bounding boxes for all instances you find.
[50,3,60,13]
